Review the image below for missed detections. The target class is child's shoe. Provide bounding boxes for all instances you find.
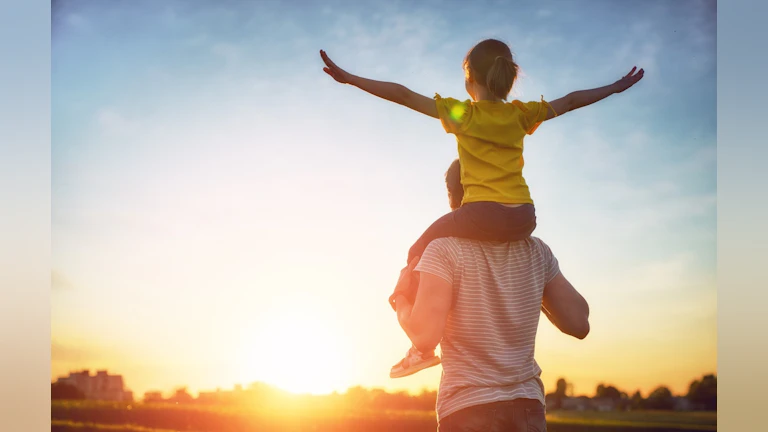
[389,346,441,378]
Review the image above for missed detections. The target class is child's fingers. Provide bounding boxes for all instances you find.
[324,56,343,73]
[320,50,338,69]
[320,50,334,68]
[323,68,336,79]
[323,68,342,81]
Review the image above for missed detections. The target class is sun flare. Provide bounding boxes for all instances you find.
[238,299,348,395]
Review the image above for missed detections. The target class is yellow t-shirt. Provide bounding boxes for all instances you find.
[434,94,555,205]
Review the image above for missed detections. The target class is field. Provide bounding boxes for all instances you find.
[52,401,716,432]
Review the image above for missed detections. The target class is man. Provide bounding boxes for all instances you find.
[392,159,590,431]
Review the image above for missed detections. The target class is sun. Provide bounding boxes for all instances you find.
[238,298,348,395]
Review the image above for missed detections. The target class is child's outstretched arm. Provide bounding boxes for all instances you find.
[320,50,438,119]
[545,66,644,120]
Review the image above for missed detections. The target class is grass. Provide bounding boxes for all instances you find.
[51,420,179,432]
[547,410,716,431]
[52,400,716,432]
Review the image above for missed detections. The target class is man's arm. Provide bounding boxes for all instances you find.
[545,66,644,120]
[541,272,590,339]
[320,50,439,118]
[394,265,453,354]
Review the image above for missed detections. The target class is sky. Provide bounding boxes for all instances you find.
[51,0,716,399]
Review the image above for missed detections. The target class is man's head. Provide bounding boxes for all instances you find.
[445,158,463,211]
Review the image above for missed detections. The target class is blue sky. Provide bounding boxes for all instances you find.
[52,0,716,397]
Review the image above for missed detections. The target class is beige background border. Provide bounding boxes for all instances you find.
[2,0,768,430]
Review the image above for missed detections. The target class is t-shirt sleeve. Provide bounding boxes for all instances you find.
[534,237,561,283]
[434,94,472,135]
[414,238,459,285]
[512,96,556,135]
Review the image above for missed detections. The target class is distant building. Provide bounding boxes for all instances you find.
[197,382,287,406]
[143,391,164,403]
[56,369,133,402]
[592,397,616,412]
[560,396,591,411]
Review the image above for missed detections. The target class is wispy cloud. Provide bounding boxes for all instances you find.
[97,108,139,137]
[66,13,89,30]
[211,42,242,67]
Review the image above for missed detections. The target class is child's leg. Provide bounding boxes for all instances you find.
[390,202,535,310]
[389,209,473,310]
[407,202,537,263]
[389,202,537,378]
[390,345,441,379]
[408,203,477,262]
[464,202,537,242]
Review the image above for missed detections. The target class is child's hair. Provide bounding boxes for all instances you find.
[463,39,519,100]
[445,158,463,211]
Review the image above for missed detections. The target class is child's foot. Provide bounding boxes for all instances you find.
[389,346,441,378]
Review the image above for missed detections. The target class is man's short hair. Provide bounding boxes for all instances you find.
[446,158,463,211]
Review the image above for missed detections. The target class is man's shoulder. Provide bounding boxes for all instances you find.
[449,235,548,248]
[423,237,462,256]
[527,236,548,248]
[440,236,551,262]
[426,236,549,250]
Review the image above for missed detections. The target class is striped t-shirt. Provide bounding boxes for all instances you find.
[415,236,560,421]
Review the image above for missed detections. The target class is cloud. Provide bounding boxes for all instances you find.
[97,108,139,136]
[66,13,89,30]
[211,43,242,66]
[328,8,444,67]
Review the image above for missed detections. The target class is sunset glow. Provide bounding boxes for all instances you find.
[237,300,348,395]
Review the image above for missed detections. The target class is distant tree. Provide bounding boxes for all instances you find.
[687,374,717,410]
[169,387,194,404]
[345,386,370,408]
[645,386,675,410]
[51,382,85,400]
[630,390,644,410]
[595,384,622,401]
[556,378,567,396]
[414,389,437,411]
[546,378,569,410]
[617,391,630,410]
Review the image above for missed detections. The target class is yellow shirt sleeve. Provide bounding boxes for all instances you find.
[512,96,556,135]
[434,94,472,135]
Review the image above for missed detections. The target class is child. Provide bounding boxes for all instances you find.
[320,39,643,378]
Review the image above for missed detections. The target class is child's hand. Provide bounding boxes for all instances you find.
[389,256,421,310]
[612,66,644,93]
[320,50,353,84]
[396,256,421,295]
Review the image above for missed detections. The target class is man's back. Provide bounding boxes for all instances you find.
[416,236,560,421]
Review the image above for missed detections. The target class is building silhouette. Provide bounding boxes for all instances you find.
[56,369,133,402]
